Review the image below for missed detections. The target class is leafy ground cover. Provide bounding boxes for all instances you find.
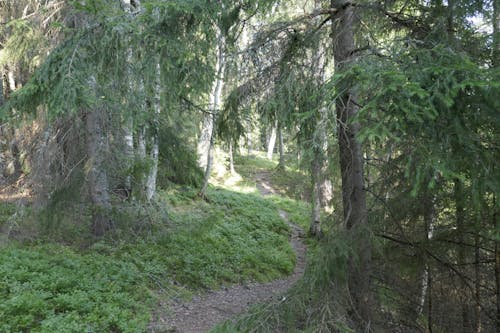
[0,154,311,332]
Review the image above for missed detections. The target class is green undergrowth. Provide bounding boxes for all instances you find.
[0,244,155,333]
[210,228,355,333]
[0,185,296,332]
[0,152,313,332]
[233,154,311,202]
[0,202,16,227]
[230,154,311,230]
[157,186,295,287]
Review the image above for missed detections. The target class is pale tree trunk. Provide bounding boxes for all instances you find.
[123,118,134,196]
[331,1,373,328]
[200,25,225,197]
[229,141,235,174]
[310,112,328,238]
[7,68,16,92]
[277,123,285,170]
[86,77,111,237]
[197,112,214,170]
[122,0,136,197]
[133,125,147,201]
[418,191,436,332]
[246,127,253,156]
[267,119,277,160]
[145,62,160,201]
[200,131,214,196]
[0,69,4,106]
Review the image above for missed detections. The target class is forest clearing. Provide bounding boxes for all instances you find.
[0,0,499,332]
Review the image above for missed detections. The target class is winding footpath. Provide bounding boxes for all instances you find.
[148,172,306,333]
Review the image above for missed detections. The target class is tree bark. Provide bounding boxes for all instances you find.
[0,68,4,107]
[493,0,500,68]
[277,123,285,170]
[492,1,500,329]
[145,62,161,201]
[418,191,436,332]
[494,197,500,332]
[85,77,111,236]
[229,141,235,174]
[474,232,482,333]
[331,1,372,329]
[267,119,277,160]
[246,118,253,156]
[200,23,225,197]
[121,0,136,198]
[310,148,322,237]
[198,112,214,170]
[454,179,471,332]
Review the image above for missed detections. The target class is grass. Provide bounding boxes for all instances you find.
[0,152,312,332]
[0,244,153,333]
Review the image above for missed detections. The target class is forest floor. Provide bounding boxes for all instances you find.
[148,171,307,333]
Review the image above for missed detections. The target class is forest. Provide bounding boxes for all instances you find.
[0,0,498,332]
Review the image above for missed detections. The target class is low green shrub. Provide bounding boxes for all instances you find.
[0,244,154,333]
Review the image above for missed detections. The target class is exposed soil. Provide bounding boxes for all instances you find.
[148,171,306,333]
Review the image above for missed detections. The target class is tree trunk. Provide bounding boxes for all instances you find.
[493,0,500,68]
[0,68,4,107]
[200,24,225,197]
[454,179,471,332]
[331,1,372,328]
[197,112,214,170]
[475,232,482,333]
[7,68,16,93]
[494,196,500,332]
[121,0,136,198]
[267,119,277,160]
[418,191,436,332]
[123,118,134,197]
[246,119,253,156]
[229,141,235,174]
[310,148,322,238]
[145,62,161,201]
[85,78,111,236]
[133,126,147,201]
[277,123,285,170]
[492,1,500,329]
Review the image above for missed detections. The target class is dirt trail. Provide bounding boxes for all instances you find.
[148,171,306,333]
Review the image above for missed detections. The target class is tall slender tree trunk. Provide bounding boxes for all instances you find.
[145,62,161,201]
[0,69,4,107]
[267,119,277,160]
[200,24,225,197]
[277,123,285,170]
[454,179,471,332]
[310,147,322,237]
[198,113,214,170]
[493,0,500,68]
[492,2,500,329]
[86,78,111,236]
[121,0,136,198]
[229,141,235,174]
[331,1,372,329]
[494,197,500,331]
[7,67,16,93]
[418,191,436,332]
[474,232,482,332]
[246,117,253,156]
